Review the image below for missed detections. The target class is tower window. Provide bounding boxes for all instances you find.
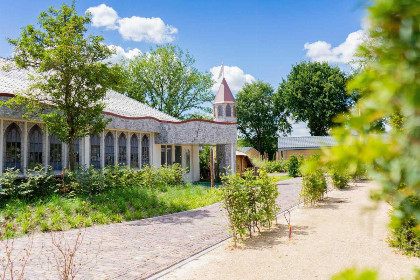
[218,105,223,117]
[226,105,231,117]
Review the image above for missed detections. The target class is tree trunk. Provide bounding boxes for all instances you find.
[68,135,75,171]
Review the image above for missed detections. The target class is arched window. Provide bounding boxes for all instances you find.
[141,135,150,166]
[130,134,139,168]
[90,135,101,169]
[217,105,223,117]
[105,132,114,166]
[49,135,62,170]
[5,123,21,170]
[28,125,43,169]
[233,106,237,118]
[226,105,231,117]
[118,133,127,166]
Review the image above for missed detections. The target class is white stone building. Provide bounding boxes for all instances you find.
[0,58,237,181]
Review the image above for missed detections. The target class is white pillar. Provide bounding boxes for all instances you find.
[84,136,90,167]
[114,131,118,166]
[0,119,3,174]
[138,133,142,168]
[192,144,200,181]
[44,127,49,170]
[63,143,68,170]
[127,132,131,167]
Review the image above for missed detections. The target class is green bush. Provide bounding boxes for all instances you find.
[329,165,351,189]
[261,160,285,173]
[331,268,378,280]
[222,169,279,242]
[0,168,21,198]
[300,155,327,206]
[389,195,420,257]
[286,155,301,177]
[21,165,57,198]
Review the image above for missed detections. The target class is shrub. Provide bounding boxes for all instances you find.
[21,165,57,198]
[388,195,420,257]
[0,168,21,199]
[286,155,301,177]
[261,160,285,173]
[328,164,350,189]
[300,155,327,206]
[222,169,279,242]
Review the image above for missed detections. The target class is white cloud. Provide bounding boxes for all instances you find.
[86,4,119,30]
[86,4,178,43]
[304,30,366,65]
[290,121,311,137]
[210,65,256,91]
[107,45,142,64]
[117,16,178,43]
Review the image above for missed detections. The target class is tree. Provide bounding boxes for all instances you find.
[236,81,289,158]
[3,2,117,170]
[276,61,357,135]
[122,45,214,119]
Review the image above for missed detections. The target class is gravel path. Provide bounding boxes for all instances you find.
[1,177,302,279]
[161,182,419,280]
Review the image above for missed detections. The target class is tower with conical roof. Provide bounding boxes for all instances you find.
[213,78,236,123]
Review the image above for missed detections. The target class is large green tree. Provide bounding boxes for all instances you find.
[276,61,357,136]
[3,2,117,170]
[237,81,290,158]
[122,45,214,119]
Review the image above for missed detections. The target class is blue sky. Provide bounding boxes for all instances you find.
[0,0,367,135]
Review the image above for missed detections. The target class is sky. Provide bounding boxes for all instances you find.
[0,0,367,136]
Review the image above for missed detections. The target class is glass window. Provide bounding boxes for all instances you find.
[73,138,80,166]
[141,135,150,166]
[218,105,223,117]
[118,133,127,166]
[175,146,182,165]
[5,123,21,171]
[49,135,62,170]
[161,145,166,166]
[105,132,114,166]
[130,134,139,168]
[167,145,172,165]
[185,149,191,172]
[28,125,43,169]
[226,105,231,117]
[90,135,101,169]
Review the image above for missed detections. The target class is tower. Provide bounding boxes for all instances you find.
[213,78,237,123]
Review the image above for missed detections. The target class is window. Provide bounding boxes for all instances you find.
[141,135,150,166]
[118,133,127,166]
[28,125,43,169]
[105,132,114,166]
[175,146,182,165]
[161,145,166,165]
[185,149,190,172]
[90,135,101,169]
[217,105,223,117]
[233,106,237,118]
[49,135,62,170]
[73,138,80,166]
[5,123,21,170]
[130,134,139,168]
[167,145,172,165]
[226,105,231,117]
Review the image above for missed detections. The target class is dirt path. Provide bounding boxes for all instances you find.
[161,182,419,280]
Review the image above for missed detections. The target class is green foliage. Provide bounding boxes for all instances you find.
[261,160,286,173]
[324,0,420,248]
[236,81,290,158]
[331,268,378,280]
[300,155,327,206]
[0,183,222,238]
[122,44,214,119]
[286,155,301,177]
[328,163,351,189]
[199,146,211,180]
[4,2,118,170]
[389,195,420,257]
[221,169,280,242]
[276,61,357,136]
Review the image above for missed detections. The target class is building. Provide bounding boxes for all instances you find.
[235,151,255,176]
[0,58,237,181]
[237,147,261,159]
[277,136,336,160]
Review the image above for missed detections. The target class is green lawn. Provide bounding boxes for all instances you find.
[0,183,222,238]
[269,175,292,184]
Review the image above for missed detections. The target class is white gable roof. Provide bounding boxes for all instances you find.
[0,57,178,122]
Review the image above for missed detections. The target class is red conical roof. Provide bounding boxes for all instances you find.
[213,78,236,104]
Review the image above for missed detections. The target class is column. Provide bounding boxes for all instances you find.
[216,143,235,176]
[44,127,49,170]
[23,122,28,173]
[114,131,118,166]
[84,136,90,167]
[127,132,131,167]
[0,119,3,174]
[138,133,142,168]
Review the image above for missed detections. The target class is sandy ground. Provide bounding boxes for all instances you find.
[161,182,419,280]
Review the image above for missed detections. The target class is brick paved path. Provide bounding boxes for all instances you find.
[2,178,302,280]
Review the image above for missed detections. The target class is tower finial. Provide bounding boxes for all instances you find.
[217,62,224,80]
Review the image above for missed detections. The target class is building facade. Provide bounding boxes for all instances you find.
[277,136,336,160]
[0,58,237,181]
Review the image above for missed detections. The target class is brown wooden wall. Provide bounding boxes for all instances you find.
[278,149,322,160]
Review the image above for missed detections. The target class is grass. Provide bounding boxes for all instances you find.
[269,175,292,184]
[0,183,222,238]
